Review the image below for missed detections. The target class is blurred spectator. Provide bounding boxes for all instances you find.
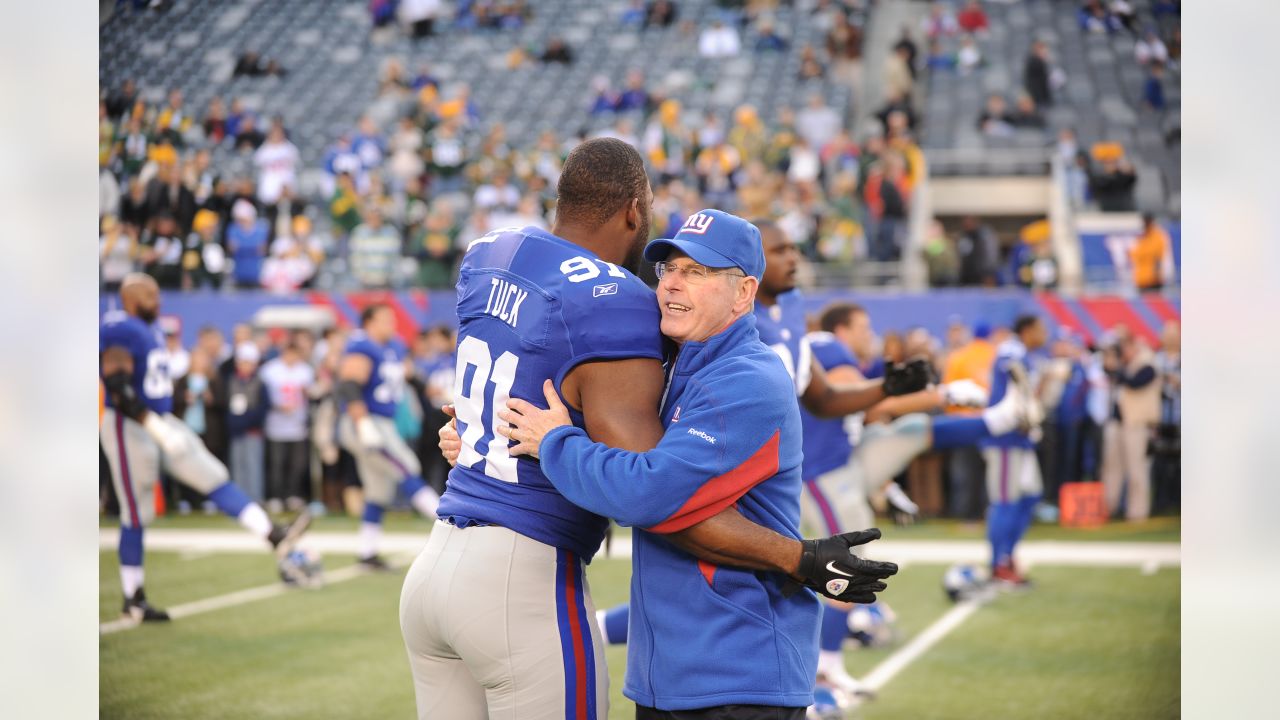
[412,63,440,92]
[868,153,909,261]
[1142,62,1167,111]
[693,137,741,208]
[1151,321,1180,514]
[942,321,996,518]
[414,203,460,288]
[921,2,958,39]
[400,0,443,39]
[1130,213,1171,291]
[119,177,149,238]
[142,214,185,289]
[1079,1,1121,34]
[260,341,316,511]
[201,97,227,145]
[426,119,469,194]
[185,209,227,290]
[226,199,270,289]
[352,116,388,176]
[117,115,150,179]
[644,99,693,182]
[474,169,520,213]
[957,0,989,34]
[922,220,960,286]
[224,97,247,140]
[617,69,650,113]
[875,91,918,134]
[925,38,955,72]
[1009,94,1046,128]
[254,121,300,207]
[1110,0,1138,33]
[369,0,397,27]
[145,160,198,235]
[410,326,457,494]
[796,93,841,151]
[883,42,914,98]
[226,342,268,503]
[728,104,768,166]
[1041,331,1090,503]
[825,13,863,87]
[621,0,646,28]
[329,172,364,238]
[322,132,363,197]
[350,207,402,288]
[957,34,983,74]
[977,94,1014,137]
[893,27,919,79]
[234,114,266,151]
[1101,329,1160,521]
[756,17,789,52]
[1135,27,1168,66]
[388,115,426,190]
[645,0,678,29]
[261,236,317,293]
[797,44,825,80]
[104,78,138,121]
[699,19,741,58]
[1023,40,1053,107]
[1088,147,1137,212]
[99,215,135,292]
[694,110,724,153]
[589,76,621,116]
[540,37,575,64]
[956,215,999,286]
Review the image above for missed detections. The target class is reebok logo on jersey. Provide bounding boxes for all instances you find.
[593,283,618,297]
[680,212,714,235]
[686,428,716,444]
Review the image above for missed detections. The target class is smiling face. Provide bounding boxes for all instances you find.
[656,250,756,344]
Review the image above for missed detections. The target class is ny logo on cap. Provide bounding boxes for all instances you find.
[680,212,714,235]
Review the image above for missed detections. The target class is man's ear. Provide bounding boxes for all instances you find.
[626,197,641,229]
[735,276,759,314]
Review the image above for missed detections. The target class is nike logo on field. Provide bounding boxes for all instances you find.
[826,561,853,577]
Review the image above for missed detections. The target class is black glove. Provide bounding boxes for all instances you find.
[787,528,898,604]
[882,358,932,396]
[103,371,147,421]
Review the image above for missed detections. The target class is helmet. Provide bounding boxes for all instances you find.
[942,563,987,603]
[848,601,898,647]
[807,681,852,720]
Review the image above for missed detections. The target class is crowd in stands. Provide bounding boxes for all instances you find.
[100,0,1178,296]
[99,310,1180,526]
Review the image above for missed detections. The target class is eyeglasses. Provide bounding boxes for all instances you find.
[654,261,745,284]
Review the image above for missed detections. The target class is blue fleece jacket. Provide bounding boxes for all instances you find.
[539,313,820,711]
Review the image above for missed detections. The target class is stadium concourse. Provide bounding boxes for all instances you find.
[99,0,1181,718]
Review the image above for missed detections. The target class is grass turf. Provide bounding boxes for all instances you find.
[100,550,1178,720]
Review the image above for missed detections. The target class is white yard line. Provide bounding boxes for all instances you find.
[859,600,982,694]
[100,552,413,636]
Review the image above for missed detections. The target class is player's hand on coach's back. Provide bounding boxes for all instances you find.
[497,379,572,460]
[790,528,898,604]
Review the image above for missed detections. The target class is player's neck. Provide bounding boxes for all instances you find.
[552,222,627,266]
[756,290,778,308]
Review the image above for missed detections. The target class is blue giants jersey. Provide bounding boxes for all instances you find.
[99,311,173,414]
[799,331,860,480]
[436,225,664,559]
[753,290,812,397]
[343,332,409,418]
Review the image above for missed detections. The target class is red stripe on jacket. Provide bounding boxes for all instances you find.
[648,431,781,534]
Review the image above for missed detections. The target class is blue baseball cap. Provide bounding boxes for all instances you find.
[643,209,765,280]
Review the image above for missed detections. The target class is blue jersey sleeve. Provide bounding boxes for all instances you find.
[538,359,790,533]
[810,338,858,373]
[554,277,663,384]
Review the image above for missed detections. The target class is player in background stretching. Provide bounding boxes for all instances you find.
[405,140,902,720]
[983,314,1049,587]
[335,303,441,569]
[100,273,311,622]
[754,225,1038,695]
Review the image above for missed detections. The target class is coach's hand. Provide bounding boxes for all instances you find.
[882,358,932,397]
[497,380,571,460]
[793,528,898,604]
[438,405,461,467]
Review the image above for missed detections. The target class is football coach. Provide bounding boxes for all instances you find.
[498,210,897,719]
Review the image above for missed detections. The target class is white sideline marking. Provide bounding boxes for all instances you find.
[859,600,981,694]
[100,553,413,636]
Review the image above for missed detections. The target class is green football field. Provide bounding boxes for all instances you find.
[100,517,1179,719]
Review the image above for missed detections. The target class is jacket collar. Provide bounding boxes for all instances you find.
[671,313,760,376]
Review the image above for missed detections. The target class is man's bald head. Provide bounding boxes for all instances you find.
[121,272,161,323]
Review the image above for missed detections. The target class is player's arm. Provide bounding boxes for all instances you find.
[800,356,887,417]
[336,352,373,420]
[565,358,803,574]
[100,345,149,421]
